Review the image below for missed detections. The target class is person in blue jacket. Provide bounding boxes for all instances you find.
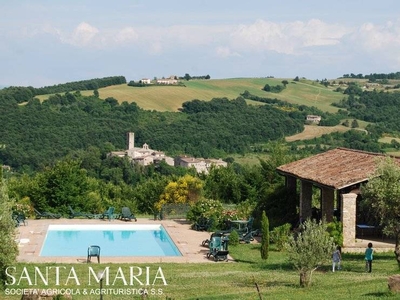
[365,242,374,273]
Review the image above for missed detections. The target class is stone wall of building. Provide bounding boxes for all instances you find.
[341,193,357,247]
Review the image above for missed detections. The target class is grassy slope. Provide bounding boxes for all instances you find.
[35,78,371,145]
[4,245,398,300]
[74,78,344,113]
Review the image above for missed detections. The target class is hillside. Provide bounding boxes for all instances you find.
[36,78,344,113]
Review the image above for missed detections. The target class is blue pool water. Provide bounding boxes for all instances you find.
[40,224,181,257]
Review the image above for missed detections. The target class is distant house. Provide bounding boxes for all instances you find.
[175,156,227,174]
[306,115,321,123]
[156,76,178,85]
[141,78,152,84]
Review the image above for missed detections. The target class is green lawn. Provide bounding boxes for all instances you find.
[3,244,399,299]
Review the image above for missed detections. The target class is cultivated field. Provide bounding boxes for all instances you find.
[76,78,343,113]
[285,125,350,142]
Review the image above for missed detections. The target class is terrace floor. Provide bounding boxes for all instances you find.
[15,218,395,264]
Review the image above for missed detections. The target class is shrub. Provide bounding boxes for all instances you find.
[327,219,343,246]
[270,223,292,251]
[220,209,238,230]
[13,197,34,217]
[0,175,18,288]
[235,199,256,220]
[186,198,224,226]
[229,230,239,246]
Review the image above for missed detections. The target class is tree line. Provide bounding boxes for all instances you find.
[342,71,400,81]
[0,76,126,103]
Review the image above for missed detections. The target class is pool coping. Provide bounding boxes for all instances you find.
[15,218,220,264]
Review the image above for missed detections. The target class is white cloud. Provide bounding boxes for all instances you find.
[136,24,231,55]
[230,19,349,55]
[114,27,139,44]
[148,41,163,55]
[344,20,400,67]
[215,46,240,58]
[62,22,99,46]
[354,21,400,50]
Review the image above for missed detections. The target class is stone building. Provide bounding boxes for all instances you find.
[306,115,321,123]
[175,156,227,174]
[276,147,400,249]
[109,132,174,166]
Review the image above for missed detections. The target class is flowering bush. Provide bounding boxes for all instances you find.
[187,198,223,226]
[13,198,34,217]
[220,209,239,230]
[222,209,238,220]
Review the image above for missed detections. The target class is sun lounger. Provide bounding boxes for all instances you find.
[34,208,61,219]
[99,207,115,221]
[120,207,137,222]
[68,206,93,219]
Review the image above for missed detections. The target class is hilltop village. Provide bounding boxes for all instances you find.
[109,132,227,174]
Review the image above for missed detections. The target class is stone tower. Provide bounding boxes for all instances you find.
[126,132,135,157]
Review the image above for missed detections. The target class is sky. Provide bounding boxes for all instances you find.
[2,0,400,87]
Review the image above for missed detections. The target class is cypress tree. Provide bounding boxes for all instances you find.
[261,211,269,260]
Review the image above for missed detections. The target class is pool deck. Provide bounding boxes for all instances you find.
[15,218,216,264]
[16,218,396,264]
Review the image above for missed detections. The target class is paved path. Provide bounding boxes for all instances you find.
[16,218,216,264]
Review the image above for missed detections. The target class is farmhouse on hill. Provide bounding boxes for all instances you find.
[156,75,178,85]
[306,115,321,124]
[276,147,400,249]
[140,78,152,84]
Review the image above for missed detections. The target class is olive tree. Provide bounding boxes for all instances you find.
[362,157,400,268]
[0,169,18,288]
[285,218,335,287]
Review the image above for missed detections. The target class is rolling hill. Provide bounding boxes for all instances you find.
[36,77,345,113]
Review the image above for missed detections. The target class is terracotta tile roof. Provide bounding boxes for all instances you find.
[276,147,400,190]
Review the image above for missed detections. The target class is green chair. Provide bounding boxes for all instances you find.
[87,245,101,263]
[34,208,61,219]
[12,212,27,226]
[120,207,137,222]
[206,235,229,262]
[192,217,214,231]
[100,207,115,221]
[68,206,93,219]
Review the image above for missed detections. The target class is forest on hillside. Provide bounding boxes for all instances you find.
[2,77,400,172]
[2,75,400,227]
[0,90,304,172]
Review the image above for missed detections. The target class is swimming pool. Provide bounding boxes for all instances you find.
[40,224,182,257]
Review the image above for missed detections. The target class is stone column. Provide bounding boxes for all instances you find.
[127,132,134,149]
[300,180,313,220]
[286,175,297,195]
[341,193,357,247]
[321,187,335,222]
